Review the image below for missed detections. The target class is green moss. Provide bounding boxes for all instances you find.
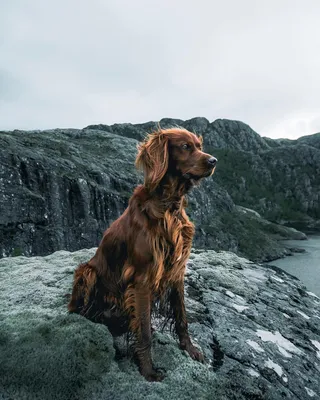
[218,211,279,261]
[12,247,23,257]
[207,147,320,226]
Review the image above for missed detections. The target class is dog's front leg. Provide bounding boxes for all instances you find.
[170,280,204,362]
[127,283,164,381]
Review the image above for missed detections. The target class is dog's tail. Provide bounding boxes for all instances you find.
[68,262,99,317]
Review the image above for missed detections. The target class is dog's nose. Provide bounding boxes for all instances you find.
[208,157,217,166]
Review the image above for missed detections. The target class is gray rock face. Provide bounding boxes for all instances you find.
[214,143,320,229]
[0,118,317,261]
[1,248,319,399]
[148,118,320,229]
[0,129,138,257]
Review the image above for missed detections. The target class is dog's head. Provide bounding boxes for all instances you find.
[136,127,217,192]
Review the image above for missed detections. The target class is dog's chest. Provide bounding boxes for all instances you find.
[161,209,194,276]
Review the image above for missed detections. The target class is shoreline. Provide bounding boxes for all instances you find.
[265,230,320,263]
[265,234,320,296]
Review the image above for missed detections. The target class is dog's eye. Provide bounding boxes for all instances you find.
[181,143,190,150]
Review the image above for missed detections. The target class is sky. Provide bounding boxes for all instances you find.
[1,0,320,139]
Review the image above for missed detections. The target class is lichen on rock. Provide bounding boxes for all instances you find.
[0,248,319,399]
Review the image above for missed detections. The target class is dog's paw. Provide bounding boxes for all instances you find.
[184,342,205,363]
[141,367,165,382]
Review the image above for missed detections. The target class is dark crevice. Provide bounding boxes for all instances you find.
[19,161,30,188]
[210,336,225,371]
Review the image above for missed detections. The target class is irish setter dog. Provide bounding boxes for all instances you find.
[68,127,217,381]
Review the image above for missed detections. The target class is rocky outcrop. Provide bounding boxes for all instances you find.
[212,140,320,230]
[136,117,320,229]
[0,120,311,261]
[1,248,320,400]
[0,129,138,257]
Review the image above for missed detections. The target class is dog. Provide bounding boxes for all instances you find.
[68,127,217,381]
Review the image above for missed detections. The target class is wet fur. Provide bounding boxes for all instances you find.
[68,127,216,381]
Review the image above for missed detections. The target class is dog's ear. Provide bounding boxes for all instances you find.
[135,131,169,192]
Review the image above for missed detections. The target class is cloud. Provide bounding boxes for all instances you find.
[263,111,320,139]
[1,0,320,138]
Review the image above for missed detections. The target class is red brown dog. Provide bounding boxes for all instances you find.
[68,127,217,381]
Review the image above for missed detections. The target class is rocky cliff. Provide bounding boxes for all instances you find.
[157,118,320,230]
[1,248,320,399]
[1,117,318,261]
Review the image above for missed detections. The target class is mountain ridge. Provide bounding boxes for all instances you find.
[1,117,318,260]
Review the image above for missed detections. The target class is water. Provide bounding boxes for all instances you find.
[268,235,320,296]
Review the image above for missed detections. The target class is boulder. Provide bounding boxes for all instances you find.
[1,248,319,399]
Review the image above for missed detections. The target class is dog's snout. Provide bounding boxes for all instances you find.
[207,157,217,166]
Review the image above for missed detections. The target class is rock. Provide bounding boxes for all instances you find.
[211,133,320,232]
[1,248,320,399]
[1,119,316,262]
[0,129,139,258]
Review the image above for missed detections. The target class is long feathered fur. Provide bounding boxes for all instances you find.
[68,127,216,381]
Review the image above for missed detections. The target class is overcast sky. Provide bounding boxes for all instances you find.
[1,1,320,139]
